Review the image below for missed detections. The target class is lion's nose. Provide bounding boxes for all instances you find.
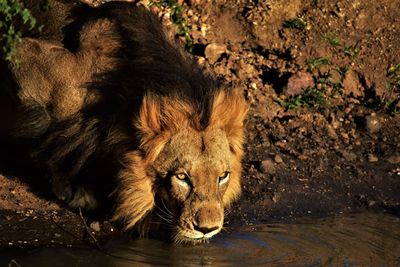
[193,223,219,234]
[193,207,222,235]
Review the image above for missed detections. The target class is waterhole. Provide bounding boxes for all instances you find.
[1,213,399,266]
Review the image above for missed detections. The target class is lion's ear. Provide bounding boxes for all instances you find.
[136,93,195,161]
[112,152,155,230]
[136,93,164,139]
[208,89,248,154]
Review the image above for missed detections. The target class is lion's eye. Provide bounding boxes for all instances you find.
[172,173,190,188]
[176,173,187,180]
[219,171,230,185]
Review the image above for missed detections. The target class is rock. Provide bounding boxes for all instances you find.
[330,69,342,84]
[326,125,338,139]
[367,153,378,162]
[343,70,362,97]
[204,43,227,64]
[367,200,376,207]
[283,71,314,96]
[253,95,284,120]
[271,193,280,203]
[274,154,283,163]
[365,113,381,133]
[260,159,276,175]
[341,150,357,161]
[90,221,101,232]
[235,61,257,80]
[387,153,400,164]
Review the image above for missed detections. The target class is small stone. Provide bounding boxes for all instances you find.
[274,154,283,163]
[367,153,378,162]
[271,193,280,203]
[367,200,376,207]
[341,150,357,161]
[330,69,342,84]
[387,153,400,164]
[326,125,338,139]
[283,71,314,96]
[204,43,227,64]
[235,61,257,80]
[90,221,101,232]
[365,114,381,133]
[260,159,276,175]
[343,70,362,97]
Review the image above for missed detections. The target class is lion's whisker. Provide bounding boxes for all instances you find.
[155,213,174,224]
[154,204,174,220]
[155,210,176,225]
[159,198,174,217]
[224,208,232,216]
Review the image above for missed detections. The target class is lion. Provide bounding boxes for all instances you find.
[0,1,248,244]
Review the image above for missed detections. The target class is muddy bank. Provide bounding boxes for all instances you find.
[1,0,400,247]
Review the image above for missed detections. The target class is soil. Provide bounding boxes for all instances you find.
[1,0,399,248]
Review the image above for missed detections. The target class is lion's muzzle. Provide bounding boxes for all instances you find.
[193,205,223,237]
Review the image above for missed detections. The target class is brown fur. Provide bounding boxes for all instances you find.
[0,1,248,243]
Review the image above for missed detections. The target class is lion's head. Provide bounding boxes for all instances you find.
[113,89,247,243]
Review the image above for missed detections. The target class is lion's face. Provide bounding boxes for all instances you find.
[152,127,237,243]
[113,90,247,243]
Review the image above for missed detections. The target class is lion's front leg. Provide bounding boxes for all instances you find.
[51,175,97,210]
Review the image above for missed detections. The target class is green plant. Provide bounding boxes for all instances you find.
[387,63,400,92]
[338,65,349,78]
[366,96,400,116]
[280,86,328,110]
[343,44,360,58]
[149,0,194,52]
[306,57,330,70]
[383,99,400,116]
[0,0,39,63]
[321,33,341,46]
[283,18,306,30]
[280,65,352,111]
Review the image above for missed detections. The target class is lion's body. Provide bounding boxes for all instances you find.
[0,1,247,243]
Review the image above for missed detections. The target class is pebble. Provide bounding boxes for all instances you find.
[90,221,101,232]
[343,70,362,97]
[283,71,314,96]
[204,43,227,64]
[365,113,381,133]
[387,153,400,164]
[260,159,276,175]
[326,125,338,139]
[271,193,280,203]
[235,61,257,80]
[367,153,379,162]
[274,154,283,163]
[342,150,357,162]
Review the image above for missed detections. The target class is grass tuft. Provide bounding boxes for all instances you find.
[321,33,341,46]
[306,57,330,70]
[149,0,194,52]
[283,18,306,30]
[280,86,327,110]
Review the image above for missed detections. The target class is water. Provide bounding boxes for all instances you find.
[1,213,399,266]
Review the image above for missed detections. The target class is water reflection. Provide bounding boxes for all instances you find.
[1,213,400,266]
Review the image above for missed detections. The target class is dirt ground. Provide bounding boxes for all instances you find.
[1,0,399,247]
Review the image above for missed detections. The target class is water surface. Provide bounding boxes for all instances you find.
[1,213,399,266]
